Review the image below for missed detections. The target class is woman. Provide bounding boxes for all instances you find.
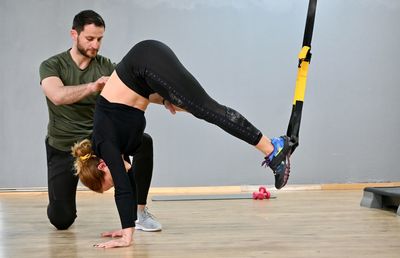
[72,40,291,248]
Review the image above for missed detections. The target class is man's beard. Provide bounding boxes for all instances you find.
[77,39,98,58]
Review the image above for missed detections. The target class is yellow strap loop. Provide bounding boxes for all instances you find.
[298,46,311,60]
[293,60,310,104]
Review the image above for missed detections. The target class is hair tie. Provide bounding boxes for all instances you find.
[80,153,92,162]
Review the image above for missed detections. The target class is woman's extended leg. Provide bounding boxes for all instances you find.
[116,40,291,189]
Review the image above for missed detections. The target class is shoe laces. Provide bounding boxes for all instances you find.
[261,154,291,176]
[261,157,271,168]
[141,207,156,220]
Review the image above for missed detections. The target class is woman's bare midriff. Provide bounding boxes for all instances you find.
[100,71,150,111]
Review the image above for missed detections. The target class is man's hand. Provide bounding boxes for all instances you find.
[163,100,185,114]
[88,76,109,93]
[164,100,177,114]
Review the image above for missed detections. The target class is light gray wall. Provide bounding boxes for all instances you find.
[1,0,399,188]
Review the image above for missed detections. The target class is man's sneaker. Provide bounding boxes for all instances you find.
[135,207,162,232]
[261,135,291,189]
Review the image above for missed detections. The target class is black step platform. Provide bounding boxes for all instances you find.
[360,187,400,215]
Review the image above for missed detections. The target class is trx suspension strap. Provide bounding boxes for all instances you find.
[286,0,317,154]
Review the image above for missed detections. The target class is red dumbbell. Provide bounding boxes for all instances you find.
[258,186,271,199]
[252,191,265,200]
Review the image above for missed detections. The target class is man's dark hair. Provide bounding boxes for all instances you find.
[72,10,105,34]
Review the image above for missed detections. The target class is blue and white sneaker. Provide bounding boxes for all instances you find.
[135,207,162,232]
[262,135,291,189]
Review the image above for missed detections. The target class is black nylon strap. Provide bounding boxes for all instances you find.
[286,0,317,154]
[303,0,317,48]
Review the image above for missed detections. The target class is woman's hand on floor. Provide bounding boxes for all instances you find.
[93,238,132,248]
[95,227,133,248]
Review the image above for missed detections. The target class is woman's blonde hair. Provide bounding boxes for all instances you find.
[71,139,104,193]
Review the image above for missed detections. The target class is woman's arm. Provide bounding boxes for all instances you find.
[95,141,137,248]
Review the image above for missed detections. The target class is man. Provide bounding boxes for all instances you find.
[39,10,161,231]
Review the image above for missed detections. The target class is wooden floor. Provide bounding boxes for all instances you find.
[0,190,399,258]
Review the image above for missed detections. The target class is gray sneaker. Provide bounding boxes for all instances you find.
[135,207,162,232]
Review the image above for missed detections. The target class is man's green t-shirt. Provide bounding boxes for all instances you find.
[39,50,115,152]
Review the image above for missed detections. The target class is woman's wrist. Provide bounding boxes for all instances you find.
[122,227,133,240]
